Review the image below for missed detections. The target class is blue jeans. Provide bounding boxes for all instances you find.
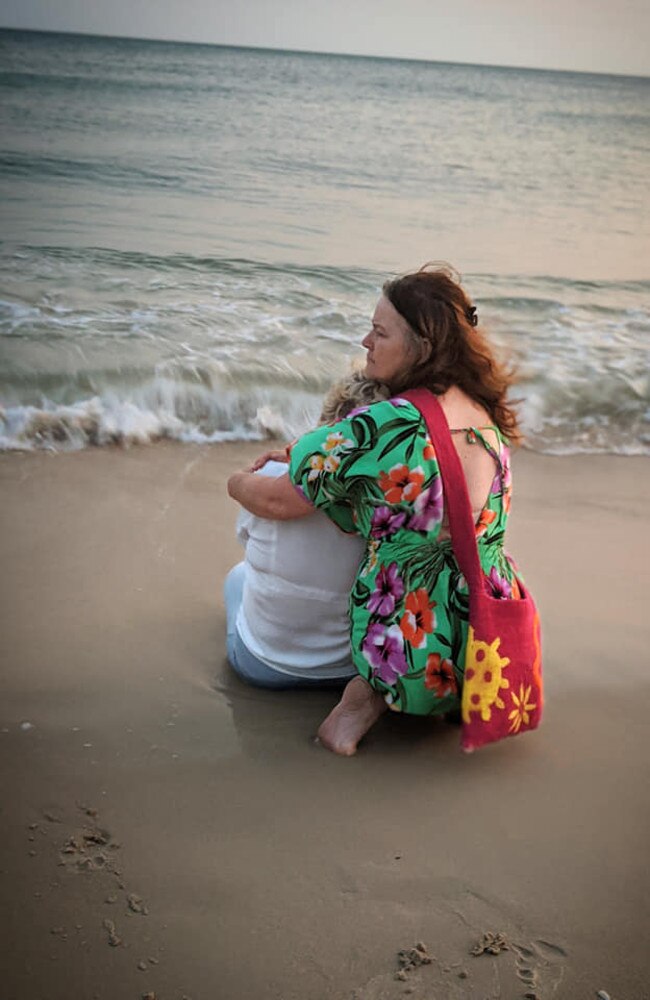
[223,562,353,690]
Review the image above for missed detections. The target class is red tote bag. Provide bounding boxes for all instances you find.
[402,389,543,752]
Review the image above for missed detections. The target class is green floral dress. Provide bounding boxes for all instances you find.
[288,397,520,716]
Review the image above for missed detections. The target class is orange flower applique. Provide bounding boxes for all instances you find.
[379,464,425,504]
[508,684,537,733]
[424,653,458,696]
[399,588,435,648]
[475,508,497,537]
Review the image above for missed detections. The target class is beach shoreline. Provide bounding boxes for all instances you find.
[1,442,648,999]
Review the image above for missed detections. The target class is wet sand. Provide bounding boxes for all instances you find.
[0,443,648,1000]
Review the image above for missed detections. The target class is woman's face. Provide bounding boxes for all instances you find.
[362,296,417,386]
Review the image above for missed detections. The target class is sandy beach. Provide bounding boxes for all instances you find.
[1,442,648,1000]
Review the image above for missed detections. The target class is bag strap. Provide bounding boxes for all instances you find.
[401,389,486,595]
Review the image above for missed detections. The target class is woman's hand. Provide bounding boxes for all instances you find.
[227,471,313,520]
[248,448,289,472]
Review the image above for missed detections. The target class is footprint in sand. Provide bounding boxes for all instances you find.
[352,935,569,1000]
[512,938,568,997]
[346,878,569,1000]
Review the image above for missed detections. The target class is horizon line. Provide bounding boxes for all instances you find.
[1,24,648,82]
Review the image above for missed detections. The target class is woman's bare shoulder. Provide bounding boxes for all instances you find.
[437,385,491,428]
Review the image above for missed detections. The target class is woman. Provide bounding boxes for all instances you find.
[224,371,389,689]
[228,264,521,755]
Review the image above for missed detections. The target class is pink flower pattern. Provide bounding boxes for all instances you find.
[362,623,409,685]
[367,562,405,617]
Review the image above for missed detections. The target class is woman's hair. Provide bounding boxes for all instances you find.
[383,263,521,443]
[320,369,390,423]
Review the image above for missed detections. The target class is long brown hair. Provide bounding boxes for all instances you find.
[383,263,521,444]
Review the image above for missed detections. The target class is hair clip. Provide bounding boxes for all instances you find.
[466,305,478,327]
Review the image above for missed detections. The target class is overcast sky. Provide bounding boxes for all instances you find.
[1,0,649,76]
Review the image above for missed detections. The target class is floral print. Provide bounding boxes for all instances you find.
[307,454,326,480]
[424,654,458,696]
[367,562,404,616]
[324,431,355,452]
[487,566,512,599]
[408,478,443,532]
[308,453,342,479]
[475,508,497,537]
[370,506,408,539]
[399,589,436,648]
[289,398,518,716]
[379,464,425,504]
[362,623,408,685]
[361,539,380,577]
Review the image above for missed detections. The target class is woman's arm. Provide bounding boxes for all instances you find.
[227,470,314,520]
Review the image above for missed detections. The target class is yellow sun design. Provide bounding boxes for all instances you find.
[462,627,510,723]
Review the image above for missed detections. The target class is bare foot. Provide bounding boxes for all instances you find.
[316,676,387,756]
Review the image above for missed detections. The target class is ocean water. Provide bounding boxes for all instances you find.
[1,28,648,454]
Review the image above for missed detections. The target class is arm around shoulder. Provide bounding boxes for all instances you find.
[227,471,314,520]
